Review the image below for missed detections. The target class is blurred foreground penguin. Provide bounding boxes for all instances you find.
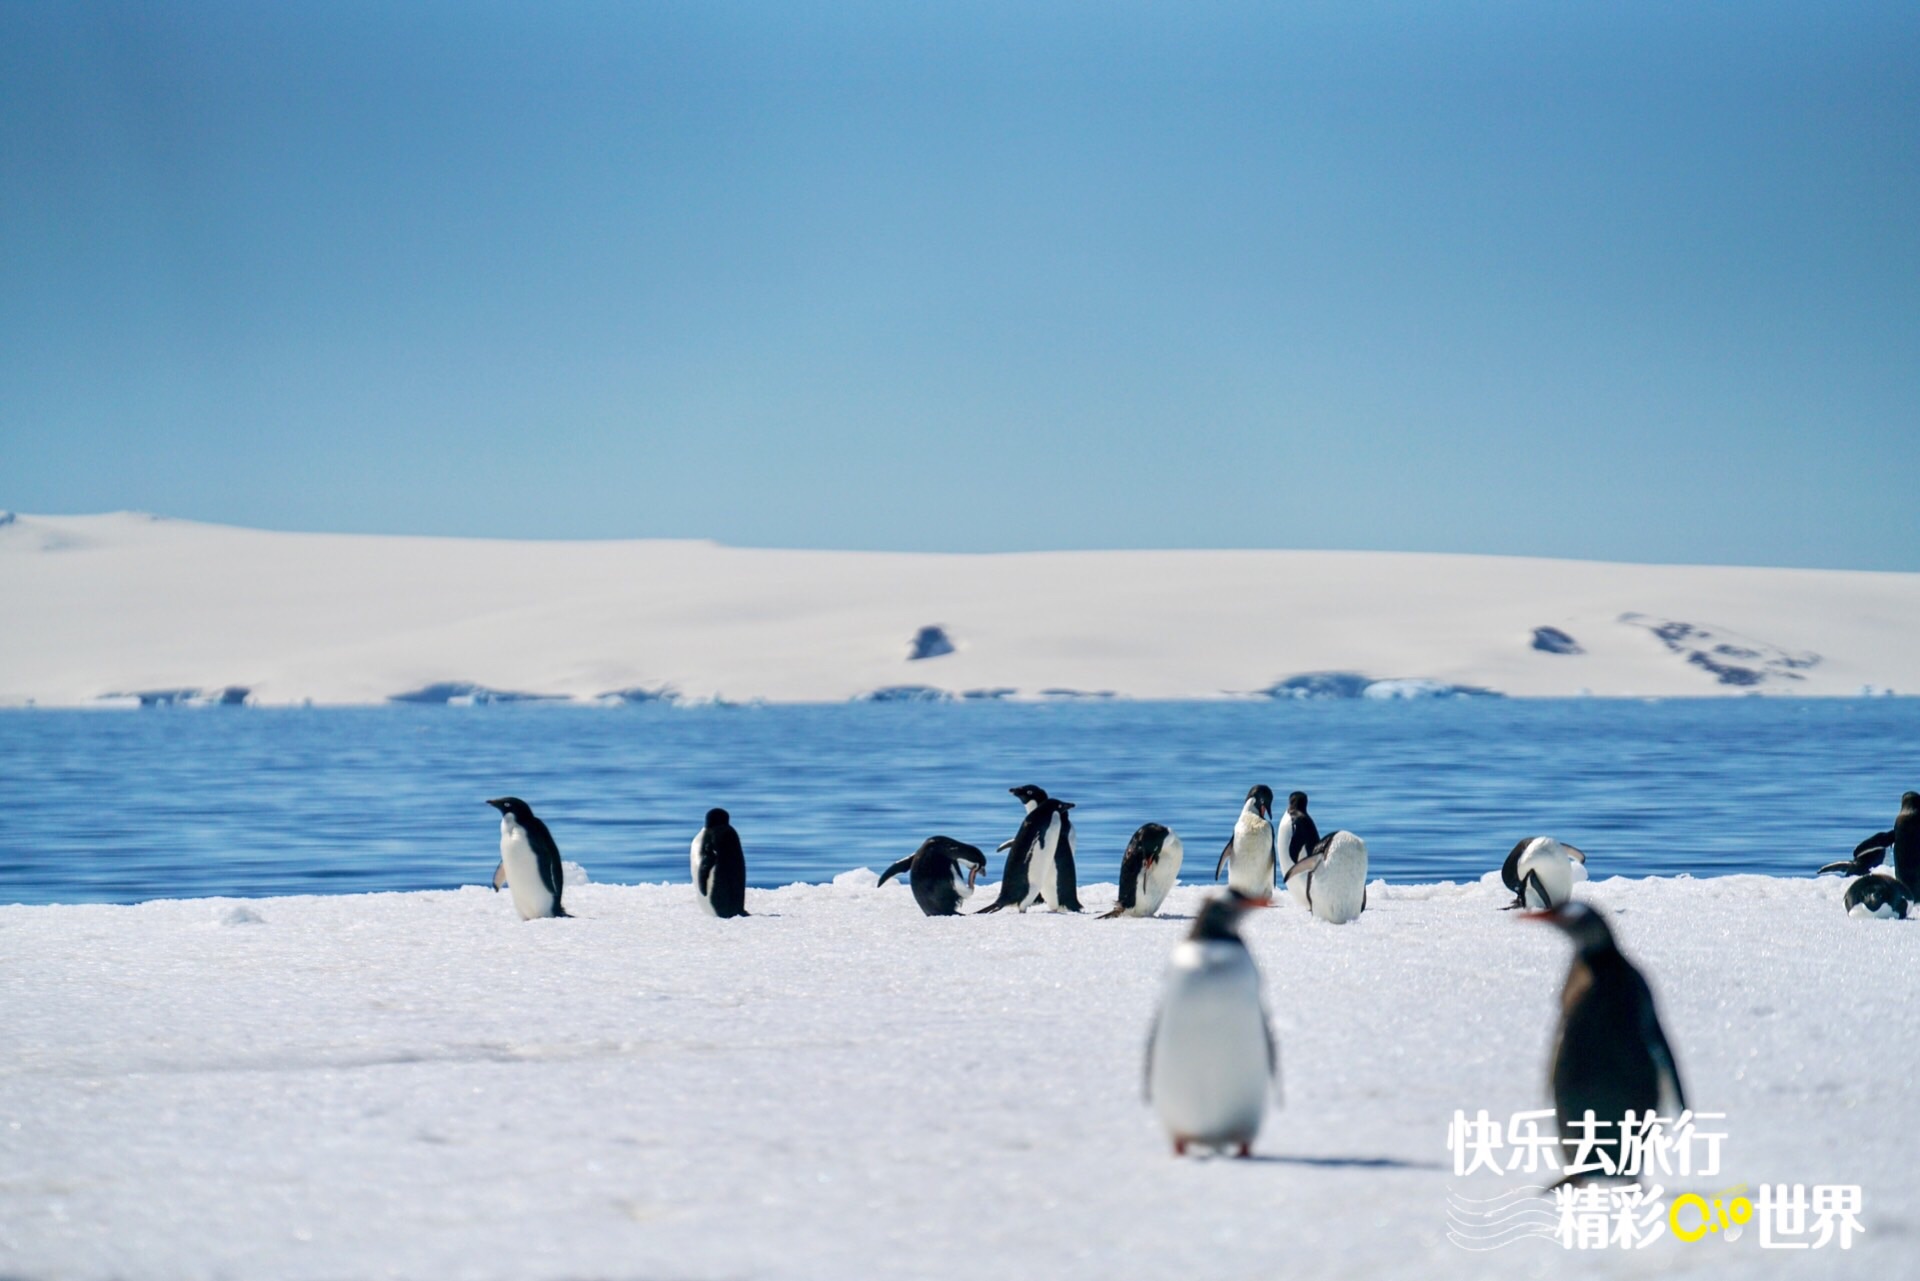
[979,786,1081,913]
[1214,785,1276,903]
[1146,892,1277,1157]
[879,837,987,917]
[486,797,571,920]
[691,808,750,918]
[1501,837,1588,910]
[1819,791,1919,890]
[1527,903,1685,1180]
[1102,823,1184,918]
[1284,831,1369,923]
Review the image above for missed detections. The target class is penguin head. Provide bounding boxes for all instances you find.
[1190,890,1258,942]
[705,807,732,829]
[1244,785,1273,820]
[949,841,988,886]
[1288,791,1309,814]
[1009,784,1050,807]
[486,796,532,821]
[1901,791,1920,819]
[1525,901,1617,955]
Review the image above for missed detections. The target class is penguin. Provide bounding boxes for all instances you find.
[1818,791,1919,890]
[1275,791,1320,884]
[1500,837,1588,910]
[978,786,1080,913]
[691,808,750,918]
[1145,891,1278,1157]
[485,797,570,920]
[1842,873,1913,920]
[1527,903,1685,1180]
[1213,785,1276,903]
[1283,830,1369,923]
[879,837,987,917]
[1101,823,1184,918]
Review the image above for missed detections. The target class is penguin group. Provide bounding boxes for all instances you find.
[481,782,1907,1164]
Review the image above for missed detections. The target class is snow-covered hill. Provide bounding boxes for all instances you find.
[2,511,1917,706]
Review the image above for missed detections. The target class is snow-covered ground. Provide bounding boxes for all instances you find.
[2,872,1910,1279]
[3,511,1919,706]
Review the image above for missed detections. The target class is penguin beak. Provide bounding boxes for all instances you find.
[485,798,507,813]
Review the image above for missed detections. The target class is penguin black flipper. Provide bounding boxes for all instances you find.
[695,830,717,897]
[997,838,1016,853]
[1054,811,1083,912]
[523,812,570,917]
[877,856,915,886]
[1214,838,1233,881]
[1107,827,1151,918]
[491,860,508,891]
[1500,838,1533,895]
[1855,830,1896,859]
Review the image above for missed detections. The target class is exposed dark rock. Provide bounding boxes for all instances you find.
[906,625,956,661]
[1263,671,1500,700]
[1531,626,1583,655]
[0,511,14,527]
[1038,688,1116,699]
[211,686,251,706]
[389,682,567,705]
[600,686,678,705]
[1264,671,1374,700]
[862,685,953,703]
[962,687,1017,700]
[1619,613,1818,686]
[111,688,201,708]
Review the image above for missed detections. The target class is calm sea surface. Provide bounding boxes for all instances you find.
[1,700,1915,906]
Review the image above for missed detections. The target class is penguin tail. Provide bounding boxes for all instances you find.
[974,902,1010,915]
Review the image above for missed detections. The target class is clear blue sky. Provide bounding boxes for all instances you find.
[3,2,1915,568]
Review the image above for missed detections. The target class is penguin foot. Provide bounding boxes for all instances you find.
[1172,1137,1189,1157]
[1235,1143,1252,1160]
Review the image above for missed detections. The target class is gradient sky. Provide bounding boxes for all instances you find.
[3,2,1916,568]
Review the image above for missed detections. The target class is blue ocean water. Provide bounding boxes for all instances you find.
[1,700,1914,906]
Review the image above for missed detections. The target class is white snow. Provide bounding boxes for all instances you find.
[1,873,1911,1279]
[4,512,1920,705]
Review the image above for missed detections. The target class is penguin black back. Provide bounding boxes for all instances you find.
[879,836,986,917]
[1282,792,1320,866]
[1531,904,1684,1178]
[1844,874,1913,919]
[695,807,750,919]
[1104,823,1171,918]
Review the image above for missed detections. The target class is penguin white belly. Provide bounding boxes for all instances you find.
[1276,812,1301,877]
[1516,840,1576,909]
[1304,832,1368,924]
[1226,817,1275,902]
[1132,833,1184,916]
[499,819,555,920]
[1029,813,1063,911]
[690,833,717,916]
[950,862,976,903]
[1849,899,1901,920]
[1150,942,1271,1145]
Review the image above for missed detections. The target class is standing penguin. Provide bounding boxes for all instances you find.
[1145,892,1278,1157]
[1101,824,1185,919]
[879,837,987,917]
[1275,791,1320,884]
[1500,837,1588,910]
[691,808,750,918]
[1528,903,1685,1179]
[1283,830,1369,923]
[978,786,1080,913]
[1818,791,1919,889]
[485,797,571,920]
[1213,785,1276,903]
